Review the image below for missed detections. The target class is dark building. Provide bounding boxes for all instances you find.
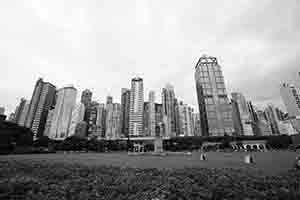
[143,102,150,136]
[81,89,92,107]
[88,101,99,135]
[155,103,163,128]
[121,88,130,136]
[14,98,27,124]
[106,96,113,105]
[25,78,56,139]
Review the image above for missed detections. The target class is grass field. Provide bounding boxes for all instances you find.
[1,151,299,175]
[1,151,300,199]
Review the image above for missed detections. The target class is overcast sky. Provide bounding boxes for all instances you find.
[0,0,299,114]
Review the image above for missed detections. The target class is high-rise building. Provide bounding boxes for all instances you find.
[68,103,85,137]
[195,55,234,136]
[0,107,4,117]
[43,109,54,137]
[74,121,88,138]
[81,89,92,107]
[88,101,100,136]
[264,104,281,135]
[193,113,201,136]
[129,77,144,136]
[177,101,194,136]
[106,103,121,139]
[0,107,5,115]
[81,89,92,123]
[256,110,272,136]
[94,104,106,138]
[155,103,163,134]
[14,98,27,124]
[162,84,177,137]
[18,101,30,127]
[148,91,156,137]
[280,83,300,132]
[48,86,77,140]
[121,88,130,137]
[143,102,150,136]
[106,96,113,105]
[25,78,56,138]
[174,98,180,136]
[231,93,254,136]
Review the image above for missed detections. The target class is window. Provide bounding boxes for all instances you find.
[203,71,209,77]
[214,65,220,71]
[219,97,228,104]
[215,77,223,83]
[205,97,214,105]
[207,111,217,119]
[204,89,213,95]
[217,83,225,89]
[217,89,226,95]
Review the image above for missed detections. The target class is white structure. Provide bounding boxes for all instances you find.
[106,103,121,139]
[68,103,85,137]
[18,102,29,127]
[49,86,77,140]
[231,92,254,136]
[129,77,144,136]
[148,91,156,137]
[43,110,54,137]
[178,102,194,136]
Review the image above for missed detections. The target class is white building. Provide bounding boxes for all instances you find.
[48,86,77,140]
[129,77,144,136]
[68,103,85,137]
[106,103,121,139]
[43,110,54,137]
[178,102,194,137]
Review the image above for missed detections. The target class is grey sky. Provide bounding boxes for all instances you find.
[0,0,299,114]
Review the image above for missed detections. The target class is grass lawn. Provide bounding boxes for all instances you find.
[0,151,299,175]
[1,151,300,199]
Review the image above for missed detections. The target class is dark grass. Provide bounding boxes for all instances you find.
[1,157,300,199]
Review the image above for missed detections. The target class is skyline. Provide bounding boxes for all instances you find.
[1,0,300,114]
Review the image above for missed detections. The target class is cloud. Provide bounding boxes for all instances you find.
[0,0,299,114]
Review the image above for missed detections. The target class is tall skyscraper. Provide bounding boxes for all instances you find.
[43,110,54,137]
[18,101,30,127]
[195,55,234,136]
[81,89,92,107]
[81,89,92,122]
[148,91,156,137]
[231,92,254,136]
[106,96,113,105]
[121,88,130,137]
[106,103,121,139]
[155,103,163,135]
[177,101,194,136]
[280,83,300,132]
[68,103,85,137]
[48,86,77,140]
[129,77,144,136]
[25,78,56,138]
[88,101,100,136]
[162,84,176,137]
[95,104,106,138]
[0,107,5,115]
[193,113,202,136]
[143,102,150,136]
[14,98,27,124]
[264,104,281,135]
[256,110,272,136]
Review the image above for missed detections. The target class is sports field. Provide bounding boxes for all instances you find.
[1,151,298,175]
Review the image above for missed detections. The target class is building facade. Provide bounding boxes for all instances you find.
[231,93,254,136]
[48,86,77,140]
[81,89,92,122]
[148,91,156,137]
[95,103,106,138]
[280,83,300,132]
[121,88,131,137]
[25,78,56,138]
[0,107,5,115]
[177,102,194,136]
[18,101,29,127]
[14,98,27,124]
[129,77,144,136]
[106,103,121,139]
[43,109,54,137]
[68,103,85,137]
[162,84,177,137]
[195,55,234,136]
[88,101,100,136]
